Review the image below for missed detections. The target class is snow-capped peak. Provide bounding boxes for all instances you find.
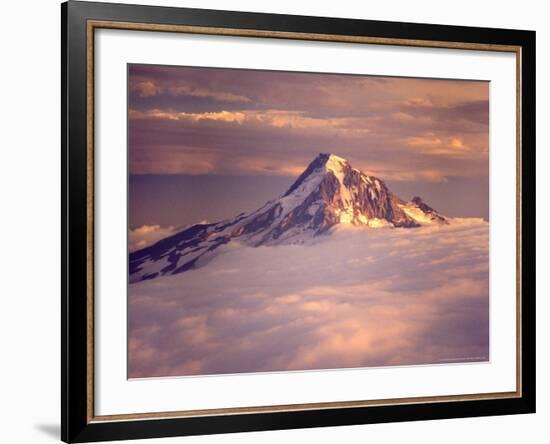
[129,153,449,282]
[325,153,348,171]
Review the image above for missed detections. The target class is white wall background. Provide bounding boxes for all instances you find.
[0,0,546,443]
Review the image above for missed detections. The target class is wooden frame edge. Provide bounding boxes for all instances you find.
[90,391,520,423]
[84,18,525,425]
[89,19,521,52]
[86,18,95,424]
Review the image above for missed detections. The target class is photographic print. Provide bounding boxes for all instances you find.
[127,64,489,379]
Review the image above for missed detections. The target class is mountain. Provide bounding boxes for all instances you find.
[129,153,447,283]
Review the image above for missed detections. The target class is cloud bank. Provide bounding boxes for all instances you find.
[128,220,489,378]
[129,224,176,251]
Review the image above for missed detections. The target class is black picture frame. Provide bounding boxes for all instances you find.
[61,1,536,442]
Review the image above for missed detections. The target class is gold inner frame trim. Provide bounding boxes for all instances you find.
[86,19,523,423]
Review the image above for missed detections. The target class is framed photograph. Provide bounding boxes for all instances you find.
[62,1,535,442]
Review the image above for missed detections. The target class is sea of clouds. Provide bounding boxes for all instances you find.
[128,219,489,378]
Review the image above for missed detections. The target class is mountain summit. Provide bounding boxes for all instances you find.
[130,154,447,282]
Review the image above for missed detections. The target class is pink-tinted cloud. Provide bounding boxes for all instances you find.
[128,65,489,183]
[129,224,177,251]
[405,134,487,159]
[131,80,162,97]
[128,220,489,378]
[130,108,371,136]
[167,83,251,103]
[129,70,251,103]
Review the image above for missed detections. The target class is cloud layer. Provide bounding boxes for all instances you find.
[128,224,177,251]
[128,220,489,378]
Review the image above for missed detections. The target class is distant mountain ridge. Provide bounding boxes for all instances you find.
[129,153,447,283]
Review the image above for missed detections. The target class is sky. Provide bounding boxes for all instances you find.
[128,64,489,231]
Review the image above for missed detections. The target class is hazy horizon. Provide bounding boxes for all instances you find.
[129,170,489,230]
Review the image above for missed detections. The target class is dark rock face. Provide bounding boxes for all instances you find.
[280,173,342,237]
[283,153,331,197]
[129,153,447,282]
[232,203,283,237]
[129,224,211,275]
[284,156,419,233]
[411,196,448,224]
